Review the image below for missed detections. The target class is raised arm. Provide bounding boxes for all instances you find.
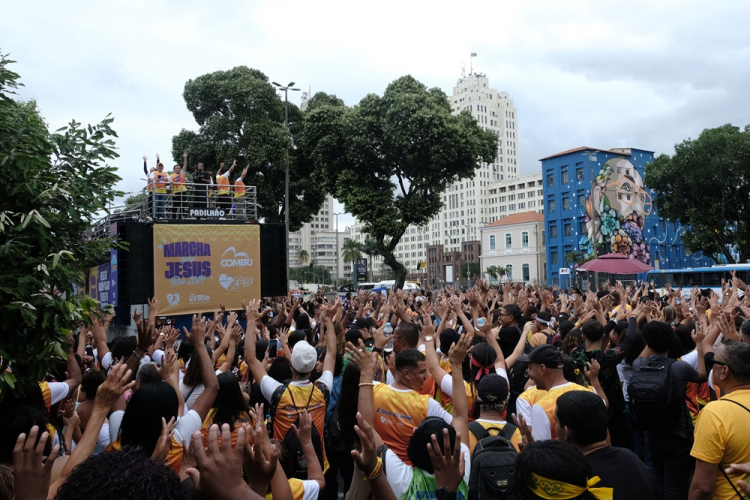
[322,312,337,374]
[184,315,220,421]
[292,410,325,491]
[243,300,269,384]
[183,151,188,171]
[448,332,473,445]
[48,363,134,497]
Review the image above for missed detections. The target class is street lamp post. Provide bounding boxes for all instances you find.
[334,212,342,285]
[272,81,301,291]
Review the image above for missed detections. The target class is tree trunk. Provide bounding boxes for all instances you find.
[380,247,407,290]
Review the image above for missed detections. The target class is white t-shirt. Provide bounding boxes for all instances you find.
[385,443,471,499]
[297,479,320,500]
[101,351,151,373]
[260,371,333,403]
[437,367,508,398]
[48,381,70,406]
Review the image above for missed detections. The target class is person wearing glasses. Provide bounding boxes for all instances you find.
[690,339,750,499]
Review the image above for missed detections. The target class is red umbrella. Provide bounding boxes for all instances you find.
[577,253,654,274]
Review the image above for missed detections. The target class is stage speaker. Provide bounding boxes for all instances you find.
[116,223,153,310]
[260,224,288,297]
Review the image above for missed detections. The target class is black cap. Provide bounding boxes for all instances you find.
[517,344,563,368]
[477,374,509,404]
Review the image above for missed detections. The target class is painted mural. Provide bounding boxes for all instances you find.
[580,158,653,263]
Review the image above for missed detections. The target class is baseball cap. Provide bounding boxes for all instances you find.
[476,373,509,404]
[290,340,317,373]
[517,344,563,368]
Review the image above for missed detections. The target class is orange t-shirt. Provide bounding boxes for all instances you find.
[271,382,329,471]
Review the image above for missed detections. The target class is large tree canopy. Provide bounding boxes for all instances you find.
[172,66,326,232]
[645,124,750,263]
[0,54,122,397]
[301,76,498,287]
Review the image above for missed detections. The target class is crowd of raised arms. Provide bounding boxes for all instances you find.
[4,277,750,500]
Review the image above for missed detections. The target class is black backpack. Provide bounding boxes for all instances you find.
[468,421,518,500]
[269,382,328,480]
[627,357,681,432]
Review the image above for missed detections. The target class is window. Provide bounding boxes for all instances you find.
[577,168,584,181]
[579,221,587,235]
[522,231,529,248]
[551,251,559,264]
[578,194,586,207]
[522,263,530,282]
[489,235,496,251]
[564,223,572,237]
[547,174,554,187]
[549,199,556,213]
[505,233,512,249]
[505,264,513,280]
[561,170,569,184]
[550,225,557,238]
[563,197,570,210]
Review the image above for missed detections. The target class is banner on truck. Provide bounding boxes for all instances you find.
[153,224,261,315]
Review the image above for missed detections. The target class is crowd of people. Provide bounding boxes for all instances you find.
[142,153,251,219]
[3,277,750,499]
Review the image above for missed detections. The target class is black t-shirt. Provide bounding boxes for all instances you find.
[193,170,210,185]
[586,446,659,500]
[498,326,522,359]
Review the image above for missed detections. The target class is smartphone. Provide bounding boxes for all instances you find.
[268,339,280,358]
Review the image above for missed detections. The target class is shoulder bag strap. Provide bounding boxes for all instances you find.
[501,423,518,440]
[719,399,750,498]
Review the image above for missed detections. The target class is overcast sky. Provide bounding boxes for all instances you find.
[4,0,749,228]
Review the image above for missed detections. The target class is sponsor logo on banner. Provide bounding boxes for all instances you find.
[189,294,211,303]
[221,247,253,267]
[219,274,255,291]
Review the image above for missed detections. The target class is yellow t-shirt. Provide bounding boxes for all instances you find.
[531,383,594,440]
[468,419,523,455]
[373,382,431,465]
[272,383,329,472]
[691,389,750,500]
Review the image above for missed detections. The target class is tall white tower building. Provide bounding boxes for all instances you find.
[436,72,519,253]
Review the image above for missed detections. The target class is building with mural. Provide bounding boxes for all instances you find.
[541,147,714,286]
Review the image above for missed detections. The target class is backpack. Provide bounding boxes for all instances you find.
[468,421,519,500]
[268,382,328,480]
[627,357,681,432]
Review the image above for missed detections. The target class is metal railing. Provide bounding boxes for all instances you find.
[140,181,258,221]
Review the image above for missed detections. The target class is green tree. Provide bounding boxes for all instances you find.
[0,54,122,398]
[297,249,310,265]
[302,77,498,288]
[645,124,750,263]
[171,66,327,232]
[484,265,505,282]
[361,235,379,281]
[565,250,594,268]
[460,262,481,282]
[341,238,363,265]
[289,265,332,284]
[124,192,146,211]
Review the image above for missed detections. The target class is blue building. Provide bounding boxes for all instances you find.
[541,147,714,286]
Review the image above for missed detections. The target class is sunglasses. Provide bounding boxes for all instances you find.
[712,359,732,371]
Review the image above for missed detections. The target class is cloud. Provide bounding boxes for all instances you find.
[3,0,749,212]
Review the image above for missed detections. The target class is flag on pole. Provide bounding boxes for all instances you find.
[471,52,477,57]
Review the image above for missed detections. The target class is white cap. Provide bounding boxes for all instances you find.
[291,341,317,373]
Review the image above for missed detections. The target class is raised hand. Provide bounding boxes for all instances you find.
[428,427,465,494]
[345,340,377,380]
[13,425,60,500]
[585,359,601,382]
[511,413,534,450]
[151,417,177,461]
[158,350,177,380]
[186,424,254,500]
[350,412,379,475]
[448,331,474,366]
[94,363,135,411]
